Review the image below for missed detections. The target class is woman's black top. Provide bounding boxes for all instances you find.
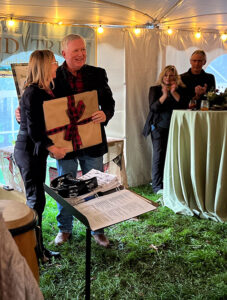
[15,84,54,156]
[143,85,188,137]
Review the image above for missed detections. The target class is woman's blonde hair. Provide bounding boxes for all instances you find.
[24,50,55,91]
[157,65,185,87]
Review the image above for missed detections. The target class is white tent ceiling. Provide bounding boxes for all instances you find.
[0,0,227,32]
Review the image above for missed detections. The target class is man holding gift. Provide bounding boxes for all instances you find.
[53,34,115,247]
[15,34,115,247]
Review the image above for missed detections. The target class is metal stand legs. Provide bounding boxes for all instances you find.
[85,228,91,300]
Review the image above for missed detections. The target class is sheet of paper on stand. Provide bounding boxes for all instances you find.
[55,169,157,231]
[72,189,156,231]
[43,90,102,152]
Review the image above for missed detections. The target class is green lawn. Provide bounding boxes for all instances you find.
[40,185,227,300]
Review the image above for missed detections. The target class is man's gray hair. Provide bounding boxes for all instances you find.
[191,49,207,61]
[61,34,86,51]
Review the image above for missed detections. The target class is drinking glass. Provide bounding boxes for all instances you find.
[200,100,209,111]
[188,99,197,110]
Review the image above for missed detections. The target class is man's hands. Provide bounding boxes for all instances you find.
[194,83,207,99]
[47,145,68,160]
[92,110,106,123]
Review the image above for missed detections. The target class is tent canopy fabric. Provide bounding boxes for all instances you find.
[0,0,226,32]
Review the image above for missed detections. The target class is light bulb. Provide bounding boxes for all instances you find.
[8,18,15,26]
[167,28,173,35]
[195,31,201,39]
[221,33,227,41]
[134,28,141,35]
[97,26,104,34]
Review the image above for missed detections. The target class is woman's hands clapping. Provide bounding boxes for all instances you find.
[170,82,178,94]
[160,81,180,103]
[170,82,180,101]
[159,84,168,103]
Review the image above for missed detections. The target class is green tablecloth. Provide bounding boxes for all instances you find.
[163,110,227,222]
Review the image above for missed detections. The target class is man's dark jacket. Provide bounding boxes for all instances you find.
[181,68,216,102]
[53,63,115,159]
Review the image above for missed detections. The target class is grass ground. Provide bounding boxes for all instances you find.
[40,185,227,300]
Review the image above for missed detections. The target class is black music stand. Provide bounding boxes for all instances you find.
[44,184,92,300]
[44,183,157,300]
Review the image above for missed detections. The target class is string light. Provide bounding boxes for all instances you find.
[97,25,104,34]
[195,31,201,39]
[134,28,141,35]
[3,18,225,41]
[167,27,173,35]
[221,33,227,41]
[7,18,15,27]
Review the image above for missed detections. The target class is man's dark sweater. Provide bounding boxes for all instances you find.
[181,68,216,108]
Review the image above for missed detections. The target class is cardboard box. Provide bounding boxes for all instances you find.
[43,90,102,152]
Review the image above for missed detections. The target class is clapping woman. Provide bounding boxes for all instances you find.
[14,50,67,261]
[143,65,188,193]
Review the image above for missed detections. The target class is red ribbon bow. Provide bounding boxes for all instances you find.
[46,95,92,151]
[64,96,85,150]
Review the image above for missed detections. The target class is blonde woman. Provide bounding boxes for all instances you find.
[14,50,67,261]
[143,65,188,193]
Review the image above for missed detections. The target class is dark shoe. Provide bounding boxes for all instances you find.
[55,232,72,246]
[43,248,61,259]
[93,234,110,248]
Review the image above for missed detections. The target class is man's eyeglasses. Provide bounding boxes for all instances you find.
[191,60,204,63]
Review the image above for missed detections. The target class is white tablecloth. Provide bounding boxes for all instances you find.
[163,110,227,222]
[0,138,128,193]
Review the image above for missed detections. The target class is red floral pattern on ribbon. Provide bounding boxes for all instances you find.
[64,95,85,150]
[46,95,92,151]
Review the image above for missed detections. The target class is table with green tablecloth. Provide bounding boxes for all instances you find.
[163,110,227,222]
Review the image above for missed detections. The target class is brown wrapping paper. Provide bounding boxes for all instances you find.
[43,90,102,152]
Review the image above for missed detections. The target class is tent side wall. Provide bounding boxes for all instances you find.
[121,29,227,186]
[97,28,126,140]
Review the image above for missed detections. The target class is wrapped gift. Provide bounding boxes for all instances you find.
[43,90,102,153]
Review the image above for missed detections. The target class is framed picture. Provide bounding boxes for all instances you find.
[11,63,28,101]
